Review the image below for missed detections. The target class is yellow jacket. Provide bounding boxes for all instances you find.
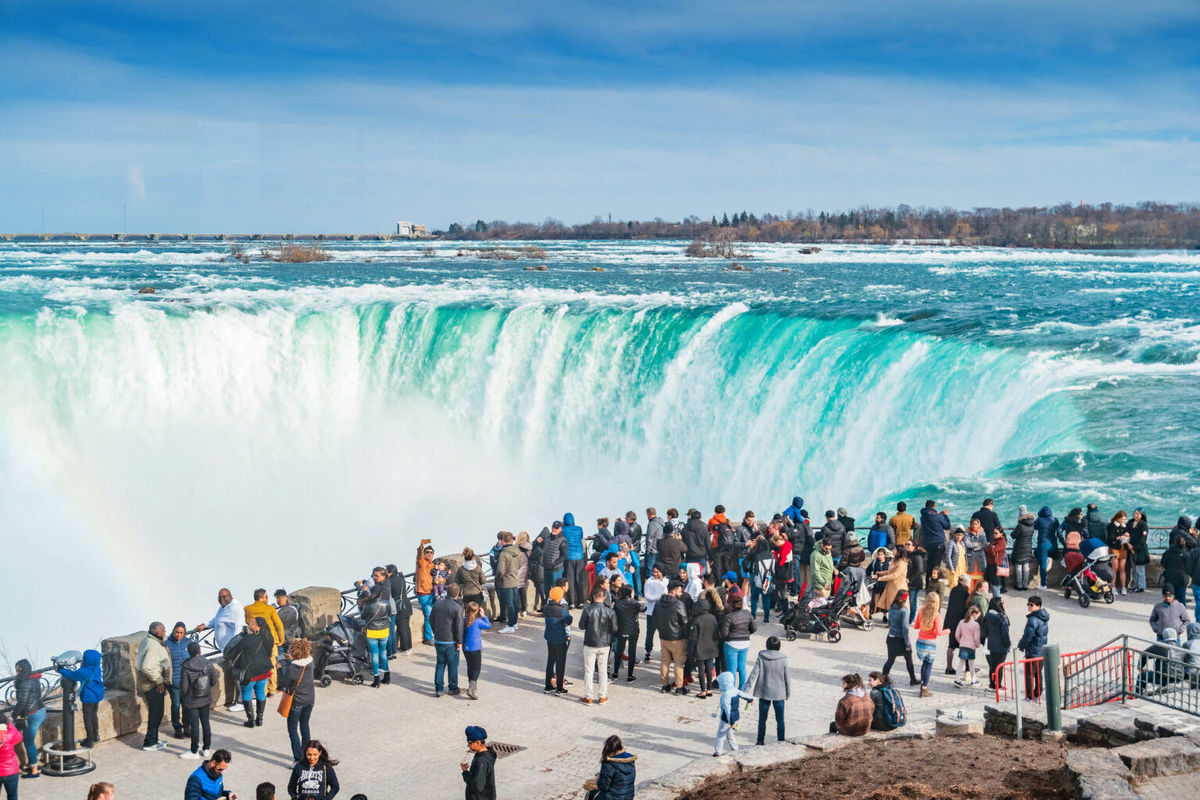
[244,601,285,646]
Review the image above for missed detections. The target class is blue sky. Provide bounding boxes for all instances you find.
[2,0,1198,231]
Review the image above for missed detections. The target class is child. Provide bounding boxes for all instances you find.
[463,602,491,700]
[58,649,104,748]
[461,726,496,800]
[925,567,949,606]
[713,671,753,756]
[954,605,982,687]
[618,543,642,598]
[431,560,451,600]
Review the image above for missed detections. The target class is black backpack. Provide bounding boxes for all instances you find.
[716,521,736,548]
[187,666,212,701]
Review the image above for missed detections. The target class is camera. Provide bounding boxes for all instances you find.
[51,650,83,669]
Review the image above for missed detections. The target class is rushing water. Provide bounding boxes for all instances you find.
[2,240,1199,657]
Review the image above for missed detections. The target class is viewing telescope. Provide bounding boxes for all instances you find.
[42,650,96,777]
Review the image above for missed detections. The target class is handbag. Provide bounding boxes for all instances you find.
[277,663,305,718]
[995,553,1010,578]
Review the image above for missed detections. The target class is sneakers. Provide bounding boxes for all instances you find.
[660,685,672,693]
[945,667,956,675]
[953,680,964,688]
[201,749,212,759]
[909,678,921,686]
[627,675,637,682]
[676,686,689,696]
[228,703,244,713]
[556,688,569,695]
[179,751,201,760]
[544,686,555,694]
[597,697,609,705]
[142,741,166,751]
[500,626,516,633]
[580,697,593,705]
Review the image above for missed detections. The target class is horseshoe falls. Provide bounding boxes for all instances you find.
[3,240,1200,656]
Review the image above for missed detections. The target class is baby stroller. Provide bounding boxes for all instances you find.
[781,580,849,643]
[313,615,372,686]
[1061,545,1115,608]
[839,569,877,631]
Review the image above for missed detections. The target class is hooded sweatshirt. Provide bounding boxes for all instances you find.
[717,671,753,725]
[782,497,806,525]
[463,746,497,800]
[562,512,586,560]
[1185,622,1200,670]
[1033,507,1061,549]
[58,649,104,704]
[685,563,705,601]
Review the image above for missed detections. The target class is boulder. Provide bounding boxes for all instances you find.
[1076,775,1140,800]
[101,632,148,693]
[1116,736,1200,779]
[291,586,343,638]
[646,756,736,794]
[37,689,145,745]
[733,741,801,769]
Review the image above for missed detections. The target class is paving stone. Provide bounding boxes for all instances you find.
[1066,748,1132,780]
[1117,737,1200,779]
[1078,775,1141,800]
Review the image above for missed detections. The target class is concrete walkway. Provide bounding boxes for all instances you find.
[19,587,1172,799]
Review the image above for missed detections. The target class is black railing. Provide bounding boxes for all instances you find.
[0,666,64,714]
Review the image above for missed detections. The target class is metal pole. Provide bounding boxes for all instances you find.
[1122,634,1129,704]
[1044,644,1062,732]
[1013,646,1023,739]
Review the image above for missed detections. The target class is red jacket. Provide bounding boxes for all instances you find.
[708,514,729,548]
[0,724,23,777]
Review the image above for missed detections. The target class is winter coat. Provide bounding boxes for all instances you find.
[464,615,492,652]
[184,763,228,800]
[919,507,952,548]
[985,535,1008,568]
[867,523,895,553]
[788,520,815,565]
[1162,545,1190,587]
[579,601,618,648]
[563,512,586,560]
[277,601,302,638]
[981,609,1011,653]
[955,618,982,651]
[614,596,645,636]
[1011,514,1036,563]
[1034,507,1061,550]
[495,544,522,589]
[359,584,391,633]
[1187,548,1200,584]
[430,597,464,644]
[591,751,637,800]
[971,507,1003,536]
[1107,521,1132,554]
[613,518,632,549]
[644,517,665,555]
[455,561,487,598]
[782,497,806,525]
[288,761,340,800]
[58,649,104,704]
[907,548,927,590]
[180,654,220,710]
[1130,518,1151,566]
[1169,517,1197,549]
[719,609,756,642]
[943,585,969,639]
[811,549,834,590]
[819,519,848,561]
[653,594,689,641]
[834,689,873,736]
[12,673,43,717]
[166,633,191,687]
[542,600,573,645]
[688,599,720,661]
[878,556,909,612]
[0,724,23,779]
[1017,608,1050,657]
[592,527,615,559]
[887,606,911,645]
[277,655,314,708]
[838,514,857,535]
[228,619,276,682]
[745,649,790,701]
[541,531,569,572]
[1085,508,1107,539]
[628,521,643,553]
[463,747,497,800]
[889,512,916,546]
[136,632,171,693]
[944,539,966,572]
[1149,600,1191,638]
[243,600,286,646]
[682,517,711,560]
[965,527,987,555]
[656,536,687,579]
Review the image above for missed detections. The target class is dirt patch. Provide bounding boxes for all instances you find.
[680,736,1070,800]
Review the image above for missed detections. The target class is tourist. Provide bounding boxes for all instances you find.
[980,596,1011,691]
[868,672,906,732]
[818,510,848,566]
[625,511,644,554]
[1186,540,1200,609]
[493,532,521,632]
[1169,515,1198,550]
[969,580,991,622]
[543,586,573,695]
[1062,508,1086,545]
[881,592,918,686]
[963,518,987,576]
[279,638,316,763]
[1033,506,1061,590]
[735,512,759,583]
[788,509,815,591]
[591,517,615,563]
[1009,508,1036,591]
[867,512,895,553]
[179,641,219,760]
[709,505,737,579]
[1085,502,1106,539]
[746,636,790,745]
[257,784,274,800]
[837,507,857,539]
[461,726,496,800]
[357,567,392,688]
[184,748,234,800]
[462,601,492,700]
[539,522,568,600]
[431,584,465,697]
[745,531,775,621]
[583,734,636,800]
[688,593,719,699]
[843,548,872,618]
[983,529,1009,596]
[875,546,908,618]
[644,507,664,580]
[166,622,191,740]
[579,585,618,705]
[274,590,301,652]
[0,713,21,797]
[680,508,709,570]
[1017,596,1049,700]
[919,501,952,581]
[1130,509,1150,593]
[86,782,115,800]
[1185,622,1200,676]
[1162,540,1191,608]
[287,740,339,800]
[889,501,916,547]
[829,673,872,736]
[643,564,668,662]
[555,513,585,608]
[944,526,967,587]
[196,588,242,650]
[926,566,950,606]
[228,617,275,727]
[243,589,285,696]
[384,567,413,657]
[57,648,103,749]
[135,624,170,751]
[971,498,1003,538]
[719,592,755,690]
[611,585,642,682]
[781,496,806,527]
[455,548,487,610]
[905,539,927,620]
[415,540,436,644]
[913,593,948,698]
[1150,586,1190,642]
[713,671,754,756]
[617,542,641,598]
[432,559,452,599]
[655,580,689,694]
[655,527,687,591]
[517,531,536,616]
[811,537,834,598]
[1106,512,1132,595]
[954,606,982,688]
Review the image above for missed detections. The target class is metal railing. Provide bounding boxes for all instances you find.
[0,667,64,715]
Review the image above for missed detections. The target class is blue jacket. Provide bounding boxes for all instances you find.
[887,606,910,645]
[464,615,492,652]
[59,649,104,704]
[562,513,586,561]
[867,524,894,553]
[166,634,191,687]
[592,751,637,800]
[919,507,951,548]
[592,527,614,559]
[184,764,229,800]
[543,601,573,644]
[782,497,805,525]
[1017,608,1050,658]
[1033,507,1061,549]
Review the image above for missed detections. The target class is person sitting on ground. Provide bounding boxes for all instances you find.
[830,673,873,736]
[583,734,637,800]
[461,726,496,800]
[184,748,235,800]
[287,739,339,800]
[746,636,790,745]
[867,671,906,732]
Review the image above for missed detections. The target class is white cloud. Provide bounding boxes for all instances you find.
[126,165,145,199]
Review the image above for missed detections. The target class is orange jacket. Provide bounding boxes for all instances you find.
[708,513,729,548]
[415,547,434,595]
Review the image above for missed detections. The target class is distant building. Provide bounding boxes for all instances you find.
[396,222,428,237]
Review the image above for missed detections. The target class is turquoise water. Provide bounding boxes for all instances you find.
[2,240,1198,653]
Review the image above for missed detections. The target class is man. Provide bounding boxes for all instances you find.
[818,510,849,566]
[642,507,664,578]
[625,511,644,556]
[970,498,1003,539]
[386,565,414,657]
[889,502,916,547]
[578,585,618,705]
[811,538,835,598]
[905,540,927,620]
[1169,516,1198,551]
[256,784,274,800]
[709,505,737,579]
[196,588,241,651]
[682,509,711,569]
[137,621,171,752]
[643,564,669,662]
[1162,537,1191,607]
[746,636,790,745]
[919,501,952,581]
[273,590,300,649]
[656,528,687,584]
[431,583,464,697]
[1085,503,1107,540]
[1150,585,1191,642]
[1017,596,1049,701]
[461,726,497,800]
[598,551,623,584]
[243,589,285,695]
[494,531,522,632]
[538,521,569,600]
[654,580,690,694]
[562,513,588,608]
[184,748,237,800]
[1186,547,1200,610]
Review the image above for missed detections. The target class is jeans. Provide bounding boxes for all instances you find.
[583,645,610,700]
[1193,586,1200,609]
[1037,543,1053,586]
[22,706,47,764]
[926,544,945,581]
[644,614,658,655]
[417,593,435,640]
[1014,562,1031,590]
[612,632,639,679]
[241,678,267,703]
[367,636,387,675]
[883,636,916,680]
[644,553,657,582]
[81,702,99,746]
[756,699,785,744]
[908,589,920,621]
[187,706,211,754]
[0,774,16,799]
[499,587,520,627]
[142,688,163,746]
[543,568,564,600]
[987,652,1006,690]
[724,643,749,690]
[565,560,588,606]
[546,642,569,690]
[1133,565,1147,592]
[386,613,398,657]
[750,584,772,622]
[167,684,186,734]
[434,642,460,692]
[287,703,313,762]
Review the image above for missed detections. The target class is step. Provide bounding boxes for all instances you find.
[1116,736,1200,779]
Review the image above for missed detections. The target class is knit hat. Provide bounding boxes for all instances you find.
[465,725,487,742]
[1162,628,1177,642]
[825,510,835,519]
[1163,584,1175,597]
[723,571,738,583]
[549,587,564,603]
[1019,504,1027,515]
[837,507,848,516]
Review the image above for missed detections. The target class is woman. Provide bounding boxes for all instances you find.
[281,638,316,764]
[1063,508,1086,553]
[584,734,636,800]
[455,548,487,609]
[517,531,538,616]
[0,713,23,798]
[875,547,908,618]
[868,672,903,732]
[984,529,1009,596]
[980,596,1011,690]
[830,673,872,736]
[358,576,391,688]
[1033,506,1061,590]
[463,601,492,700]
[964,518,988,575]
[913,593,949,697]
[1129,509,1150,593]
[718,593,756,690]
[866,546,891,610]
[746,535,775,623]
[1108,511,1132,596]
[611,585,642,683]
[86,783,115,800]
[688,596,719,698]
[944,527,967,588]
[230,617,276,727]
[543,587,573,694]
[415,540,436,644]
[12,660,44,778]
[287,739,340,800]
[881,592,918,685]
[770,532,793,610]
[1010,509,1036,591]
[942,576,970,677]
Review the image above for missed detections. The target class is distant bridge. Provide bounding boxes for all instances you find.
[0,233,432,243]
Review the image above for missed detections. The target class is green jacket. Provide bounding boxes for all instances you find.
[812,550,835,590]
[495,544,523,589]
[136,633,171,693]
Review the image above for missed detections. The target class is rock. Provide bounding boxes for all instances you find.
[291,586,343,639]
[1116,736,1200,779]
[1040,730,1067,743]
[936,707,984,737]
[38,689,146,745]
[138,286,155,294]
[1066,748,1131,781]
[1076,775,1140,800]
[592,267,604,271]
[523,265,548,271]
[101,632,148,693]
[645,754,736,793]
[733,741,800,769]
[795,733,854,752]
[731,263,749,271]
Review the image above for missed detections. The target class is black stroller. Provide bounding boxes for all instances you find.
[780,579,851,643]
[313,615,372,687]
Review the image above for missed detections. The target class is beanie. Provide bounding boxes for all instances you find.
[549,587,564,603]
[465,725,487,742]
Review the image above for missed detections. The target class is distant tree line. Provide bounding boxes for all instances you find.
[434,202,1200,249]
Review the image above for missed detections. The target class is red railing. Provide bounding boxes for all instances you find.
[992,646,1130,709]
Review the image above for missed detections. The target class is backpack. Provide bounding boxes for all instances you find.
[716,521,736,548]
[879,684,907,729]
[187,666,212,701]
